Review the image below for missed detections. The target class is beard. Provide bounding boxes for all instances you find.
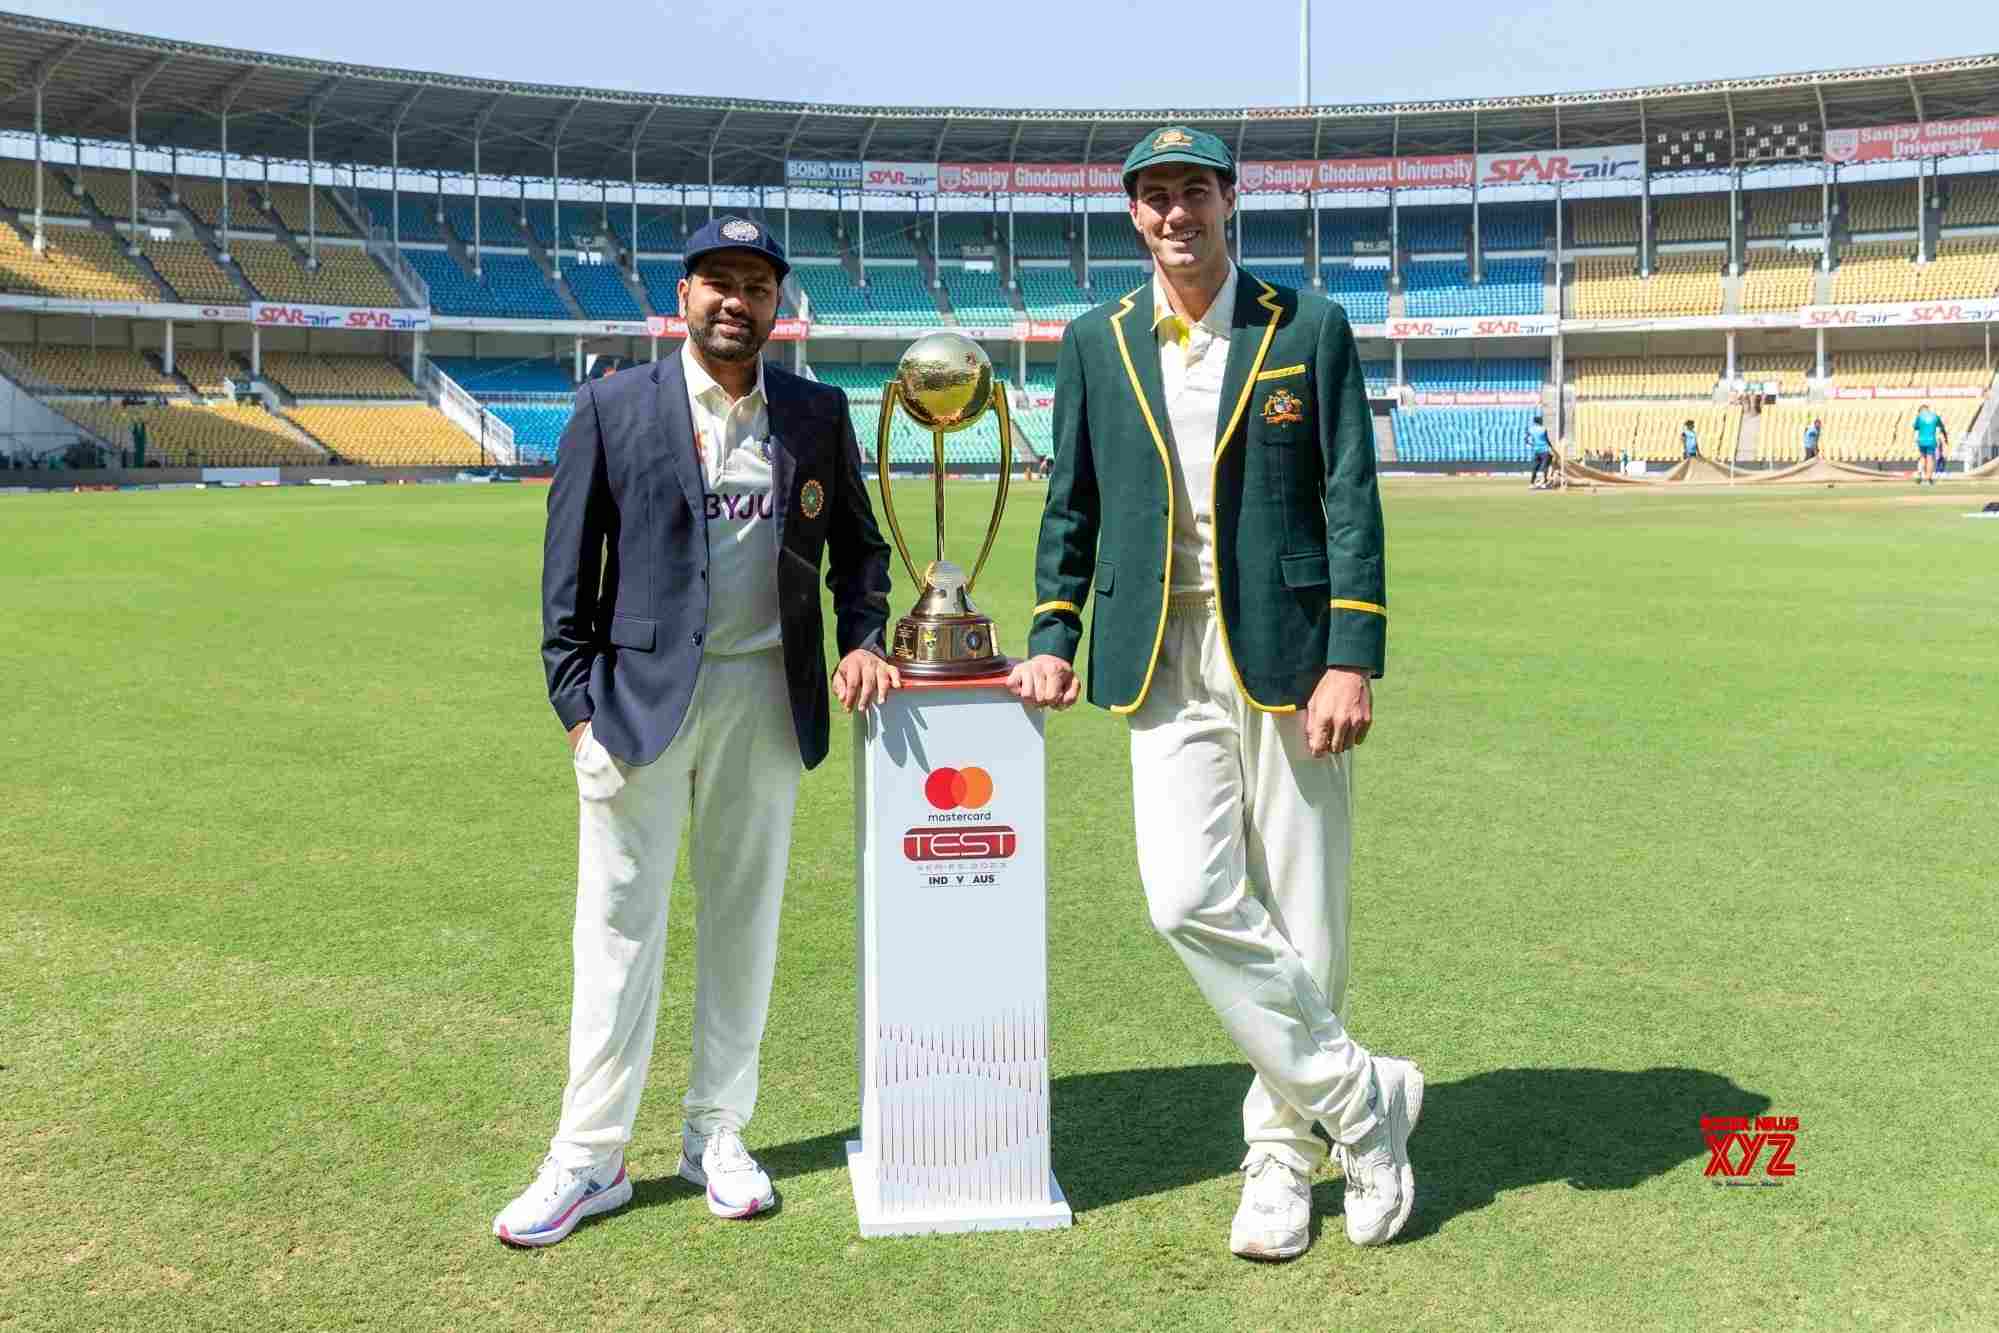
[689,308,770,363]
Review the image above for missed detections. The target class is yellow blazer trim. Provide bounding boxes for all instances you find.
[1330,598,1388,617]
[1255,362,1307,382]
[1033,599,1082,618]
[1107,288,1175,717]
[1207,277,1296,715]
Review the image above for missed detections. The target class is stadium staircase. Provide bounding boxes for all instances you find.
[141,350,199,396]
[49,168,185,301]
[1732,411,1761,465]
[1372,413,1397,463]
[165,196,261,302]
[592,228,659,318]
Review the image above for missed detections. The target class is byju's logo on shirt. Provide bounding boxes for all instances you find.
[704,491,776,522]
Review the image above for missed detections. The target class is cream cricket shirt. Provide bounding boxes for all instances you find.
[1151,261,1238,595]
[682,342,782,656]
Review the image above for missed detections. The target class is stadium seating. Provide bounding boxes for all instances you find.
[0,224,160,301]
[1016,266,1095,321]
[1081,214,1144,259]
[1829,241,1916,304]
[1570,252,1722,318]
[259,353,420,399]
[1011,404,1053,458]
[1403,359,1544,393]
[442,199,531,251]
[1088,264,1151,297]
[1020,363,1056,397]
[1572,356,1719,399]
[55,399,324,466]
[1317,209,1390,257]
[940,266,1016,324]
[1940,174,1999,228]
[1479,204,1549,252]
[431,356,574,395]
[521,199,608,251]
[609,205,684,253]
[403,249,501,318]
[1360,361,1391,396]
[66,166,168,219]
[488,401,573,464]
[1320,264,1389,324]
[1909,237,1999,301]
[0,159,86,216]
[858,215,922,259]
[1573,403,1740,463]
[638,258,684,314]
[809,362,898,398]
[794,263,867,320]
[1758,400,1977,462]
[1842,180,1920,235]
[1653,193,1730,242]
[1738,246,1817,313]
[1402,257,1543,317]
[261,182,357,238]
[286,403,482,466]
[2,343,176,393]
[1829,347,1992,389]
[1745,187,1822,239]
[560,256,644,319]
[782,210,845,258]
[464,251,568,320]
[934,213,995,259]
[1389,407,1536,463]
[857,265,941,323]
[1007,215,1071,260]
[1569,198,1640,247]
[172,348,245,395]
[1734,353,1811,396]
[171,177,272,232]
[1245,263,1307,291]
[356,190,444,243]
[1240,210,1304,257]
[143,237,240,303]
[851,399,1009,469]
[1401,208,1468,254]
[232,239,402,306]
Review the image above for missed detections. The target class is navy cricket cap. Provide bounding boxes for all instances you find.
[683,215,790,281]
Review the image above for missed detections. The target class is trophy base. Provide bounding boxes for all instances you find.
[890,614,1007,679]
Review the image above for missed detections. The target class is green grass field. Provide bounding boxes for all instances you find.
[5,476,1997,1331]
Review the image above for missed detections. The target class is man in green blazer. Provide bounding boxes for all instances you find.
[1007,127,1422,1261]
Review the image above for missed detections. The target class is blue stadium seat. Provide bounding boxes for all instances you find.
[1390,407,1536,463]
[1247,263,1308,291]
[1008,215,1071,260]
[1402,208,1470,254]
[404,249,503,318]
[1402,258,1544,317]
[940,266,1016,325]
[489,401,575,465]
[357,189,443,243]
[638,259,684,315]
[934,214,994,259]
[560,257,643,319]
[432,356,573,395]
[1479,204,1550,251]
[442,199,530,250]
[1320,264,1390,324]
[859,215,921,259]
[1082,215,1144,260]
[1361,361,1392,396]
[478,252,570,320]
[1319,209,1391,256]
[781,210,844,258]
[1240,210,1305,257]
[610,206,685,253]
[1401,358,1545,393]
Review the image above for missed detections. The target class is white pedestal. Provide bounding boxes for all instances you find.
[847,677,1073,1238]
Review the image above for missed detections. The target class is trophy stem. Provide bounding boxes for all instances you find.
[932,428,947,566]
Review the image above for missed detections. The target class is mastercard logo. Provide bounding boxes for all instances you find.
[924,766,994,811]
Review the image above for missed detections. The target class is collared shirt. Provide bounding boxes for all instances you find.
[1151,262,1238,594]
[682,341,781,655]
[1914,411,1943,446]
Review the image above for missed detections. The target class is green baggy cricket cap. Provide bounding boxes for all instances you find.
[1121,126,1237,195]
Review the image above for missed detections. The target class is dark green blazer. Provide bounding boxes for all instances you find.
[1026,271,1387,715]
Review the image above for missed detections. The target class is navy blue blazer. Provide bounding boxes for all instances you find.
[540,354,893,770]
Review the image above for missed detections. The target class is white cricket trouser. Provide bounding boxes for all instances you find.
[549,647,801,1171]
[1128,598,1375,1172]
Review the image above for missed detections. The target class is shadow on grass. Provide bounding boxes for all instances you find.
[626,1063,1769,1237]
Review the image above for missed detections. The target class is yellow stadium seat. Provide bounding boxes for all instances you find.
[1735,354,1811,396]
[1759,400,1977,462]
[0,224,160,302]
[1572,402,1740,463]
[1842,181,1921,235]
[230,238,402,306]
[1569,198,1640,246]
[1941,175,1999,228]
[2,342,177,393]
[1830,242,1918,305]
[1572,356,1719,399]
[262,182,357,238]
[65,166,166,218]
[1745,187,1823,239]
[1570,252,1722,319]
[1738,247,1817,313]
[284,404,483,466]
[0,159,86,216]
[52,400,324,467]
[167,177,270,232]
[1653,193,1730,243]
[260,353,421,399]
[142,237,240,304]
[172,349,249,395]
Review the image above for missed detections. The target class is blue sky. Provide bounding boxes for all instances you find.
[20,0,1999,109]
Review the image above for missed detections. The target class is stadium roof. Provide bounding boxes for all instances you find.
[1,12,1997,187]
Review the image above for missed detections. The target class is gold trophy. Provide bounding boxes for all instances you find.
[874,331,1015,678]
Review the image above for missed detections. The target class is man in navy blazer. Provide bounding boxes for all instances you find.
[497,216,899,1247]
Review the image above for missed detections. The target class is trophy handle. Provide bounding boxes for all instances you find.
[874,380,922,588]
[965,382,1014,595]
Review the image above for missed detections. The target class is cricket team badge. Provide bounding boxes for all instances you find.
[1261,386,1305,427]
[1153,129,1193,150]
[721,218,761,243]
[800,478,825,519]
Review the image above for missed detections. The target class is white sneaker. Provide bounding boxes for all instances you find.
[1339,1055,1424,1246]
[1229,1153,1312,1261]
[492,1153,631,1247]
[679,1129,776,1219]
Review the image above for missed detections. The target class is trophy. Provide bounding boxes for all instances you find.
[875,331,1015,678]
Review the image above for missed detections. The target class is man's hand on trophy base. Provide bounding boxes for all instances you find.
[1007,655,1081,710]
[1306,667,1373,757]
[833,648,903,712]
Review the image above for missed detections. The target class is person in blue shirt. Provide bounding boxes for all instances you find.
[1912,405,1948,485]
[1681,419,1698,460]
[1528,414,1554,489]
[1803,418,1821,461]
